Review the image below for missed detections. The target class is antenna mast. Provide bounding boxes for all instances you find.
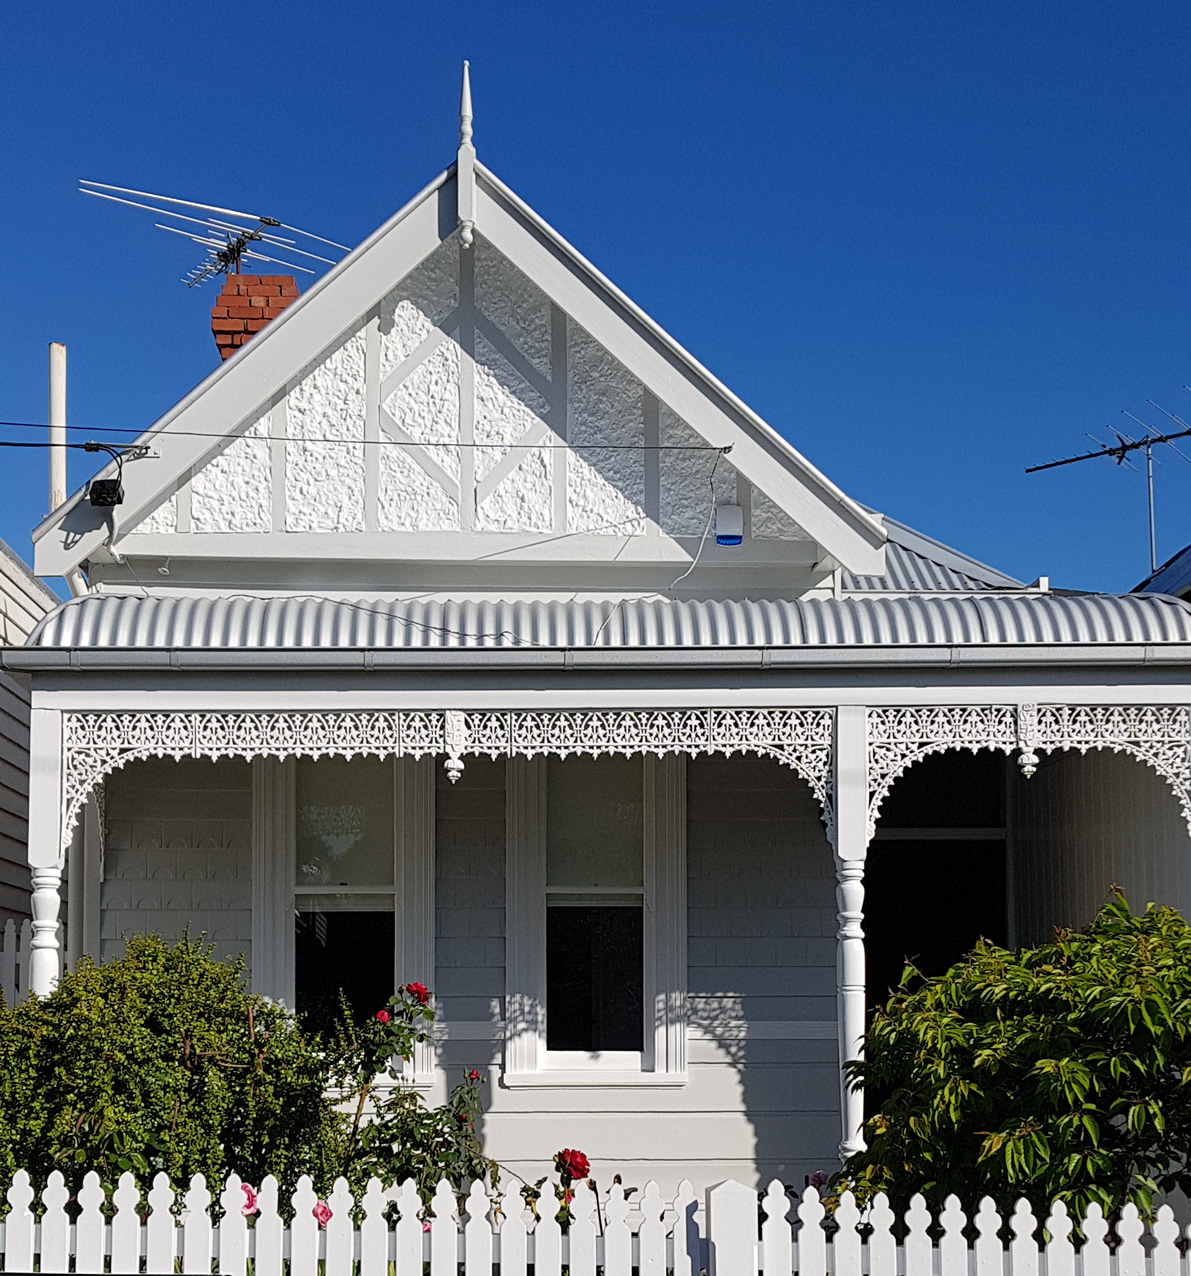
[1027,403,1191,575]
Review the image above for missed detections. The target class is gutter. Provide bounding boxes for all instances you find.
[5,643,1191,673]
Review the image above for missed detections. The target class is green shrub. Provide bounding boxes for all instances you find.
[0,934,330,1195]
[837,890,1191,1220]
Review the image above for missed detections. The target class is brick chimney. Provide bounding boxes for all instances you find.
[211,275,299,360]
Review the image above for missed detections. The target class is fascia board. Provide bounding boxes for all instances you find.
[475,165,887,575]
[33,170,456,578]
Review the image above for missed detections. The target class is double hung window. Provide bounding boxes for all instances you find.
[505,752,687,1086]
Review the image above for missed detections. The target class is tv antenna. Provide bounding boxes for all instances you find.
[1027,393,1191,574]
[80,180,349,287]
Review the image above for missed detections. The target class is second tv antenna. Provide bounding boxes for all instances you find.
[80,180,349,287]
[1027,397,1191,574]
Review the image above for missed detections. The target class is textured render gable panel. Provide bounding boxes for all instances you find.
[121,234,814,557]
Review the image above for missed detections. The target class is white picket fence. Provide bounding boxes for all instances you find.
[0,916,32,1007]
[1,1168,1186,1276]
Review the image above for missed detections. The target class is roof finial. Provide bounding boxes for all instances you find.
[457,61,476,249]
[460,60,474,148]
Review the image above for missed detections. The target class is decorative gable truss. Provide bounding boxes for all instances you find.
[34,162,886,579]
[127,239,814,552]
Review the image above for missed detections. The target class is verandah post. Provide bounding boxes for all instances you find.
[833,704,869,1160]
[26,706,64,996]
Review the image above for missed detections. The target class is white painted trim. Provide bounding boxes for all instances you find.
[398,756,436,1081]
[473,174,886,574]
[34,172,454,577]
[251,757,295,1003]
[503,753,687,1087]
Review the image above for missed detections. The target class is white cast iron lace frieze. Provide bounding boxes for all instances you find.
[867,703,1191,842]
[60,707,834,853]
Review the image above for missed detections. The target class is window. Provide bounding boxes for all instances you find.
[251,754,436,1079]
[505,752,687,1087]
[294,756,396,1032]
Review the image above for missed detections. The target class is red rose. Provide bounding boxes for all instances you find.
[404,981,431,1005]
[376,1010,391,1024]
[469,1069,480,1081]
[554,1148,591,1181]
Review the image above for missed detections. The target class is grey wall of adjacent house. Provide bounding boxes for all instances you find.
[0,539,60,926]
[1012,748,1191,946]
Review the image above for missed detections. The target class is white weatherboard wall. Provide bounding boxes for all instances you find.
[433,753,841,1196]
[0,539,59,925]
[100,758,253,966]
[1013,749,1191,946]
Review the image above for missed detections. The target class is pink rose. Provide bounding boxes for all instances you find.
[313,1200,332,1228]
[376,1010,391,1024]
[241,1183,258,1216]
[404,981,431,1005]
[469,1069,480,1081]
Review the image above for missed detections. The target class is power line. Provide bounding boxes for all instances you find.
[0,419,727,452]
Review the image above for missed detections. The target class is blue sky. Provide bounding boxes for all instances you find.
[3,1,1190,595]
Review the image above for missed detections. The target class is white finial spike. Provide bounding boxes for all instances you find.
[460,60,473,148]
[457,60,476,248]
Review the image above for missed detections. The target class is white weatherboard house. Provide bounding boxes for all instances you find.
[12,76,1191,1193]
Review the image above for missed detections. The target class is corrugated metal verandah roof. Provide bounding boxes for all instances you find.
[25,591,1191,651]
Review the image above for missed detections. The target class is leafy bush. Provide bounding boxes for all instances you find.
[0,937,497,1203]
[0,934,329,1195]
[837,891,1191,1220]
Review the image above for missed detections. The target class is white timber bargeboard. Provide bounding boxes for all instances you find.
[33,161,886,577]
[31,171,455,578]
[474,166,885,574]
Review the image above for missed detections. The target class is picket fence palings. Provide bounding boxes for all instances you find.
[289,1175,320,1276]
[534,1186,563,1276]
[111,1171,142,1275]
[1045,1199,1075,1276]
[392,1177,421,1276]
[41,1170,71,1274]
[904,1193,932,1276]
[75,1170,106,1274]
[255,1174,284,1276]
[759,1180,790,1276]
[866,1192,897,1276]
[14,1168,1191,1276]
[637,1180,667,1276]
[146,1170,175,1273]
[498,1190,529,1276]
[218,1173,249,1276]
[1154,1204,1182,1276]
[672,1179,700,1276]
[832,1190,862,1276]
[5,1167,35,1272]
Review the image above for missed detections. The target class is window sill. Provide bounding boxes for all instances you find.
[501,1071,688,1089]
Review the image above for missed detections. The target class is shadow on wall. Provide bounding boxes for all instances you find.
[685,754,841,1190]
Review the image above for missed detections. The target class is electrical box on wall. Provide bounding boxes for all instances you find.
[715,504,743,546]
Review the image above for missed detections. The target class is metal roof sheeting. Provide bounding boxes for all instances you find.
[842,542,999,593]
[27,591,1191,651]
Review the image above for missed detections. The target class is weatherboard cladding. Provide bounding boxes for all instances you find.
[27,592,1191,651]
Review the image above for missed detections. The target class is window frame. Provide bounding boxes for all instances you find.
[251,754,437,1081]
[504,752,687,1088]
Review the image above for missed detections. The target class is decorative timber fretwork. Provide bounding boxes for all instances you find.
[60,708,834,854]
[867,703,1191,842]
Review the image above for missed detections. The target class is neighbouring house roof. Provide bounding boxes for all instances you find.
[843,516,1023,593]
[17,591,1191,667]
[1134,544,1191,600]
[0,536,60,647]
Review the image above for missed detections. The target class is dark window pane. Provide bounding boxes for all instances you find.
[295,909,394,1035]
[546,906,643,1051]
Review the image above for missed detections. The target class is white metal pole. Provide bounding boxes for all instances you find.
[48,342,67,512]
[1147,442,1157,574]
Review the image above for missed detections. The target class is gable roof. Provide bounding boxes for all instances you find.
[843,514,1024,592]
[32,153,887,580]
